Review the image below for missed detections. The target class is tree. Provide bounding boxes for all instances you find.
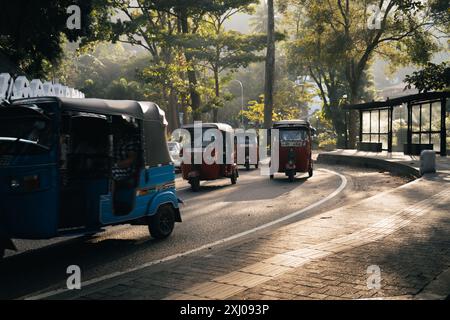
[264,0,276,129]
[404,62,450,93]
[54,42,151,100]
[428,0,450,33]
[283,0,442,147]
[85,0,265,126]
[241,95,284,127]
[149,0,261,121]
[183,31,266,122]
[0,0,97,78]
[286,24,348,146]
[250,1,283,33]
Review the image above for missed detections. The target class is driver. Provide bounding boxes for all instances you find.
[112,120,139,182]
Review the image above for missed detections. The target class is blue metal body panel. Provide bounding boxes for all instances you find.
[99,165,177,225]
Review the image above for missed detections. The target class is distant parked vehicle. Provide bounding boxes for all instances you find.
[168,141,182,172]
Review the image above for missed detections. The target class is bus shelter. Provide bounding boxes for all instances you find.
[344,92,449,156]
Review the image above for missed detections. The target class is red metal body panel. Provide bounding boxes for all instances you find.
[181,153,237,181]
[277,142,311,173]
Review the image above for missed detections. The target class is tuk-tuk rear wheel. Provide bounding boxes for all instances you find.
[288,172,295,182]
[231,171,238,185]
[189,178,200,192]
[148,205,176,239]
[308,161,314,178]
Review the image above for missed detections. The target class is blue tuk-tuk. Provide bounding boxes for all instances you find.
[0,97,182,258]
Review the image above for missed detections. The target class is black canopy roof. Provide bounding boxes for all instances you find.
[11,97,166,123]
[273,120,311,128]
[343,91,449,111]
[182,123,234,132]
[10,96,171,167]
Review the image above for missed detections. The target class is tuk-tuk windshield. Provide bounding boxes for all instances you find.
[280,129,308,142]
[0,105,53,155]
[184,128,224,150]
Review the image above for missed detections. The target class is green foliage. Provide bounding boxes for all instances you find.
[404,62,450,93]
[181,31,267,73]
[53,42,151,100]
[240,90,308,128]
[0,0,99,78]
[317,133,337,151]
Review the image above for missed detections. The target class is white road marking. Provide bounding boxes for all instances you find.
[24,168,347,300]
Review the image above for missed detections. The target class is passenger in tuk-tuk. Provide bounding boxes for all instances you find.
[111,118,141,215]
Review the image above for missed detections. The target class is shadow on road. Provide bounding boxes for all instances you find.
[0,233,167,299]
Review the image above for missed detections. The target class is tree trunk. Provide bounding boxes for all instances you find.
[325,88,347,149]
[167,87,179,133]
[213,67,220,122]
[179,11,202,121]
[264,0,275,129]
[347,82,360,149]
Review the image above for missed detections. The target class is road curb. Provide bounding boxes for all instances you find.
[316,153,421,178]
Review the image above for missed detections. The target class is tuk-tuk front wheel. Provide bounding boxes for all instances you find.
[148,205,176,239]
[189,177,200,192]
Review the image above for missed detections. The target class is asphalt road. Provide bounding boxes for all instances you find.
[0,164,410,299]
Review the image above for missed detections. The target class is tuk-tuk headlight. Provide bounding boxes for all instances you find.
[10,179,20,189]
[10,175,40,192]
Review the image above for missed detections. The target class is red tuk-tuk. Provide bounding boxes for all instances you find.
[181,123,239,191]
[270,120,314,182]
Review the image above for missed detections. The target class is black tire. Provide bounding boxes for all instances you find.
[288,172,295,182]
[190,177,200,192]
[308,160,314,178]
[148,205,175,239]
[255,163,259,169]
[245,163,250,171]
[270,174,274,180]
[0,247,5,260]
[231,170,238,184]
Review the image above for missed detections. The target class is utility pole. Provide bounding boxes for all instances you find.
[231,80,244,128]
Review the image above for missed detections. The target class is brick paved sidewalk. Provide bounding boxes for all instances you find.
[51,173,450,300]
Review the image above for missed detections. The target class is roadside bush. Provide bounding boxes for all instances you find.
[316,132,337,151]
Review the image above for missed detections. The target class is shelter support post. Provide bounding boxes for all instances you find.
[441,97,447,156]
